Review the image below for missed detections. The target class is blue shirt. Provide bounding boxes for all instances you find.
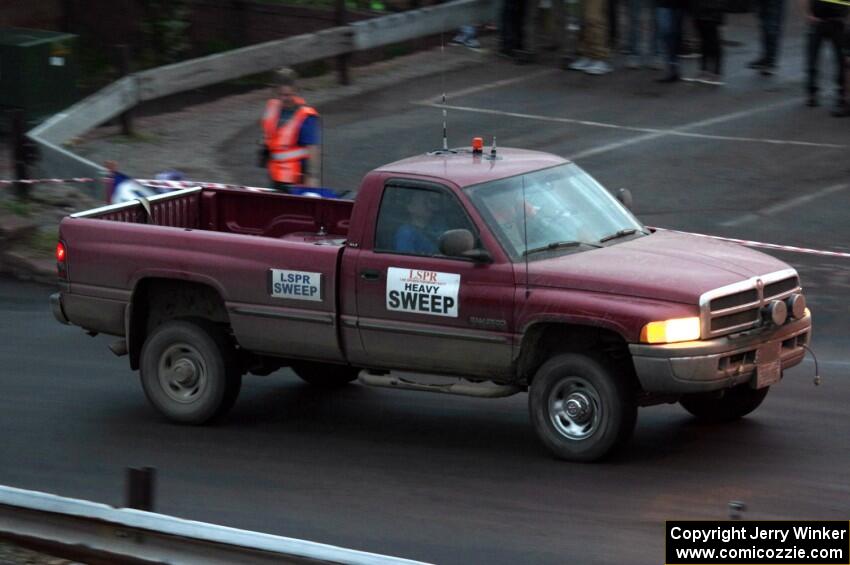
[394,224,438,255]
[277,110,320,146]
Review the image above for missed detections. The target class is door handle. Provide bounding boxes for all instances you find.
[360,269,380,281]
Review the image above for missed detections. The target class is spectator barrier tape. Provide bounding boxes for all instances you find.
[648,227,850,259]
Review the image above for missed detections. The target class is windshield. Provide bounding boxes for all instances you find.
[465,163,644,261]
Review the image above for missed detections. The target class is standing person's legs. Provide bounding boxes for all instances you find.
[649,0,660,57]
[695,18,710,72]
[750,0,769,65]
[627,0,659,65]
[656,6,682,79]
[628,0,642,56]
[500,0,518,54]
[704,20,721,75]
[583,0,612,72]
[807,22,823,104]
[826,20,846,108]
[714,22,723,75]
[586,0,611,58]
[763,0,785,68]
[609,0,620,49]
[515,0,527,51]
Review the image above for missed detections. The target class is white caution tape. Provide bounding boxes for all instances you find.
[137,179,275,193]
[651,227,850,259]
[0,177,96,185]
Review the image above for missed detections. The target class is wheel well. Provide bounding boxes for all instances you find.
[517,323,637,387]
[128,278,230,370]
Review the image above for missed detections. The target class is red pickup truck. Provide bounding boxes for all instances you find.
[51,147,812,461]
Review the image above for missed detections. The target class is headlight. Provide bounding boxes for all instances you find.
[640,317,701,344]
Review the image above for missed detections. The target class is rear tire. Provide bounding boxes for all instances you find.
[680,384,769,422]
[292,362,359,387]
[140,319,241,424]
[529,354,637,462]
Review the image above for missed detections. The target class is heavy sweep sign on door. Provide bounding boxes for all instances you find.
[386,267,460,317]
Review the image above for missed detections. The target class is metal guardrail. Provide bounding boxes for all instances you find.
[0,485,432,565]
[25,0,494,189]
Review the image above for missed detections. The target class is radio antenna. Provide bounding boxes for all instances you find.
[442,93,448,151]
[441,32,448,151]
[522,175,530,298]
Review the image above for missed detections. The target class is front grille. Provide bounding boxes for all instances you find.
[765,276,799,299]
[710,289,758,312]
[701,270,802,338]
[710,309,760,332]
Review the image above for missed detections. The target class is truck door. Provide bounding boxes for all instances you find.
[351,181,515,379]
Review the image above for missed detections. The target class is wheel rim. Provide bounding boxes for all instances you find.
[548,376,602,441]
[158,343,209,404]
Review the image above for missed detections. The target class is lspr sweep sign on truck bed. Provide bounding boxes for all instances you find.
[269,269,323,302]
[386,267,460,317]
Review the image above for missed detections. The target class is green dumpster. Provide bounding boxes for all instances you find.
[0,27,79,125]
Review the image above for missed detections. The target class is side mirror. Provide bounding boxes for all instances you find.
[616,188,633,210]
[439,229,492,263]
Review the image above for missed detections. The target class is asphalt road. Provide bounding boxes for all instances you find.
[2,13,850,565]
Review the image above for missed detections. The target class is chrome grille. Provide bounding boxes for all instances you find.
[700,269,801,338]
[765,276,799,299]
[710,309,760,332]
[709,289,758,312]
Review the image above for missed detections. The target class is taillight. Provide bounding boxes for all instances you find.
[56,241,67,279]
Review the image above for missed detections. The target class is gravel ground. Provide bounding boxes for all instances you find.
[74,44,486,184]
[0,542,80,565]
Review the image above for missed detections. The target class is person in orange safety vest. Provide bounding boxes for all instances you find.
[259,72,321,192]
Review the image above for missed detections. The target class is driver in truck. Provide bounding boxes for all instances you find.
[394,189,450,255]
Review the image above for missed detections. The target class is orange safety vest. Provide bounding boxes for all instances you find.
[261,97,319,184]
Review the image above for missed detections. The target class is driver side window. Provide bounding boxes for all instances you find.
[374,184,476,257]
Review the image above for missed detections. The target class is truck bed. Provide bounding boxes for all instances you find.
[59,187,355,363]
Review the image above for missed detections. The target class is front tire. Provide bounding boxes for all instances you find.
[140,319,241,424]
[292,362,359,387]
[529,354,637,462]
[680,384,769,422]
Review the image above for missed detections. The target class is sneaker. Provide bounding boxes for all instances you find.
[568,57,593,71]
[760,65,776,76]
[684,70,710,83]
[747,57,768,69]
[626,55,641,69]
[701,72,725,86]
[463,37,481,49]
[450,34,466,45]
[584,60,613,75]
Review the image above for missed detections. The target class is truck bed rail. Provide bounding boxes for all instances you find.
[71,186,203,227]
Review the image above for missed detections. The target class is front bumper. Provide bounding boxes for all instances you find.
[630,312,812,394]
